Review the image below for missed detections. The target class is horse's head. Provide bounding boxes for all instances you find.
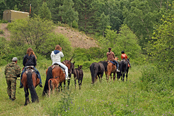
[63,60,75,74]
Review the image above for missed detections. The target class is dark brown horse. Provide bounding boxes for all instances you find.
[90,62,105,84]
[21,67,40,106]
[74,65,83,89]
[62,59,75,89]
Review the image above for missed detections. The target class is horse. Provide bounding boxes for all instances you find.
[21,66,39,106]
[74,65,83,89]
[106,58,118,82]
[42,57,74,96]
[48,76,61,97]
[98,61,108,79]
[119,58,130,81]
[90,62,105,84]
[61,59,75,89]
[42,64,66,96]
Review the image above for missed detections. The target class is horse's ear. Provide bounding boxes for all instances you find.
[73,61,75,64]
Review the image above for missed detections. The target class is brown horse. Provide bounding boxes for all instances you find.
[21,67,40,106]
[48,77,60,97]
[106,57,118,82]
[42,57,74,96]
[42,64,65,96]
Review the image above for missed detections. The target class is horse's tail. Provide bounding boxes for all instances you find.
[43,67,53,96]
[90,63,95,83]
[27,72,39,103]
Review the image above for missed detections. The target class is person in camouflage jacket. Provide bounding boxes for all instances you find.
[4,57,21,101]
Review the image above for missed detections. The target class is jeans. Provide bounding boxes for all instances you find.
[113,60,119,69]
[20,66,42,86]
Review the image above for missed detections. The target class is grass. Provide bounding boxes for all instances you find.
[0,64,174,116]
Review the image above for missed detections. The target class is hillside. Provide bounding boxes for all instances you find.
[0,23,98,49]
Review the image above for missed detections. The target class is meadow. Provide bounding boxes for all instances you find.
[0,61,174,116]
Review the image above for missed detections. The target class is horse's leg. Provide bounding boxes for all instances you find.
[67,79,70,89]
[78,79,81,90]
[74,78,76,89]
[58,82,62,91]
[24,88,29,106]
[113,73,115,81]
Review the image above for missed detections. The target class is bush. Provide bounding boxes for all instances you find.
[72,20,78,29]
[0,29,3,34]
[139,65,174,94]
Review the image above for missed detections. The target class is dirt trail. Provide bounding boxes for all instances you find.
[0,23,10,40]
[0,23,98,49]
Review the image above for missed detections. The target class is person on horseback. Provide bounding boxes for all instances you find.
[121,51,131,67]
[51,45,69,80]
[107,47,120,72]
[19,48,42,88]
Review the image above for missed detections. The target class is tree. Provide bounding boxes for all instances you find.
[8,16,54,53]
[39,2,51,20]
[99,12,110,37]
[59,0,78,26]
[148,5,174,69]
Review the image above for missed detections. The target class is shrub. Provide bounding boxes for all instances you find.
[0,29,3,34]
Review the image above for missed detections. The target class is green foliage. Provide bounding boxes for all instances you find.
[139,65,174,95]
[39,2,52,20]
[0,29,4,34]
[39,33,72,59]
[8,16,54,54]
[59,0,78,26]
[72,20,78,29]
[147,3,174,69]
[98,24,143,64]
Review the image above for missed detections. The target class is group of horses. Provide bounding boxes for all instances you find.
[20,57,130,106]
[21,56,83,106]
[90,57,130,84]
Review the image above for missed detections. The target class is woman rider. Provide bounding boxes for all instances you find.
[19,48,42,88]
[51,45,69,80]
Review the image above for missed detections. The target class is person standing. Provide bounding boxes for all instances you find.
[51,45,69,79]
[106,47,120,72]
[4,57,21,101]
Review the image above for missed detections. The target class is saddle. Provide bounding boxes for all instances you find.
[52,63,65,74]
[107,60,116,65]
[25,66,35,73]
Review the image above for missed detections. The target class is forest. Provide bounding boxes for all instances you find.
[0,0,174,115]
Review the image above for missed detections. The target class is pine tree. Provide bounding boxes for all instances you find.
[75,0,100,34]
[59,0,78,26]
[39,2,51,20]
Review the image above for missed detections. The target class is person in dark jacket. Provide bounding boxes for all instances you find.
[19,48,42,88]
[5,57,21,101]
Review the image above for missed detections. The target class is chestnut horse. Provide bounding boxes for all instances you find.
[47,65,64,97]
[42,57,74,96]
[106,57,118,82]
[21,67,40,106]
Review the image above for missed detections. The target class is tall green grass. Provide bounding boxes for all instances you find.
[0,63,174,116]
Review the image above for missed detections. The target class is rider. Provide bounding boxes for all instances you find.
[121,51,131,67]
[51,45,69,80]
[106,47,120,72]
[19,48,42,88]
